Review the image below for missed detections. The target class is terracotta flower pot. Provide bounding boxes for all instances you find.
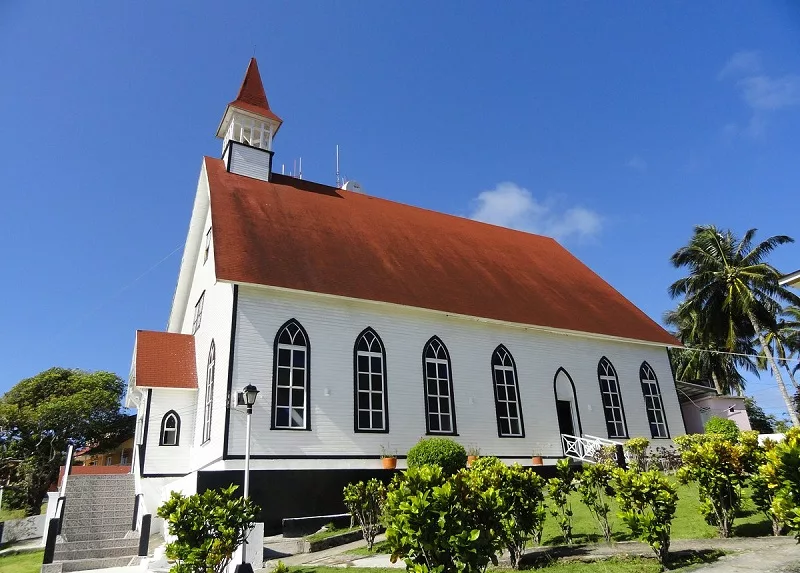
[531,456,544,466]
[382,457,397,470]
[467,455,479,467]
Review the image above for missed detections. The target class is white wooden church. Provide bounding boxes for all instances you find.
[126,59,685,531]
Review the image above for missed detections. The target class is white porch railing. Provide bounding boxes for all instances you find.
[561,434,624,464]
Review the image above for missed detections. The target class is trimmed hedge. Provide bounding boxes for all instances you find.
[407,437,467,475]
[704,416,740,442]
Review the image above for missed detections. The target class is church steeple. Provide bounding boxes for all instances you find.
[217,58,282,182]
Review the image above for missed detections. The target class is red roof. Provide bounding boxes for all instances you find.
[206,159,678,346]
[135,330,197,389]
[228,58,282,124]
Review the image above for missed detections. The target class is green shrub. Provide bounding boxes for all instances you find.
[577,463,615,543]
[624,437,650,472]
[676,434,752,537]
[157,485,258,573]
[384,465,504,573]
[614,468,677,569]
[547,458,577,545]
[343,479,386,550]
[762,427,800,540]
[470,457,546,569]
[406,437,467,475]
[704,416,740,442]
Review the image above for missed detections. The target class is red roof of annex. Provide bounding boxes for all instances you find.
[134,330,197,389]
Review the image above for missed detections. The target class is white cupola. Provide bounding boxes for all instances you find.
[216,58,282,182]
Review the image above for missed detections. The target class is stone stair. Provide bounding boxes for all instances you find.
[47,474,142,572]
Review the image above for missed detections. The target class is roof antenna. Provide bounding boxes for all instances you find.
[293,159,296,178]
[335,145,340,188]
[282,163,285,175]
[298,157,303,180]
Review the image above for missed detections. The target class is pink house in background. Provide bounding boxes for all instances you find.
[676,380,752,434]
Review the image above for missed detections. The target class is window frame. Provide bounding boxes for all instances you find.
[640,362,670,438]
[202,341,215,444]
[421,336,458,436]
[491,345,525,438]
[353,327,390,433]
[159,410,181,446]
[192,291,205,334]
[204,228,212,264]
[271,319,311,431]
[597,357,629,439]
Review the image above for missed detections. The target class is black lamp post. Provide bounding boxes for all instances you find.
[236,384,259,573]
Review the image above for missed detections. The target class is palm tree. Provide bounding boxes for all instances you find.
[664,304,757,394]
[669,226,800,426]
[756,312,800,390]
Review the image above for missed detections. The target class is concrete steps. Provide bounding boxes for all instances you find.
[48,474,142,571]
[61,556,141,572]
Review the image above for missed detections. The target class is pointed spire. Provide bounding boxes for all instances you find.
[228,58,282,124]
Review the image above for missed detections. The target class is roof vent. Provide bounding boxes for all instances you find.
[342,180,364,194]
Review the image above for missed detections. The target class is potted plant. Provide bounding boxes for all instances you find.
[380,445,398,470]
[531,451,544,466]
[466,445,481,467]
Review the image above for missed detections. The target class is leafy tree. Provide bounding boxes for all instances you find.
[0,368,132,515]
[750,439,784,536]
[157,485,258,573]
[470,457,546,569]
[577,463,614,543]
[761,427,800,540]
[669,226,800,425]
[343,479,386,550]
[406,437,467,476]
[623,437,650,472]
[613,468,678,570]
[384,465,504,573]
[547,459,577,545]
[675,432,758,537]
[744,397,774,434]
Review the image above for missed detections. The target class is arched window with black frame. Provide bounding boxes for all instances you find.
[597,357,628,439]
[491,345,525,437]
[272,319,310,430]
[354,328,389,433]
[160,410,181,446]
[640,361,669,438]
[422,336,457,435]
[202,341,215,443]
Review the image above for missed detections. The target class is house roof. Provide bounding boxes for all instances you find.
[227,58,282,124]
[205,158,679,346]
[134,330,197,389]
[780,269,800,288]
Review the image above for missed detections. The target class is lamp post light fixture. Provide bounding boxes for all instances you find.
[235,384,259,573]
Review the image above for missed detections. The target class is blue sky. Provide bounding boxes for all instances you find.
[1,2,799,416]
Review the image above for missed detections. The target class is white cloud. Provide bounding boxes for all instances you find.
[468,182,602,242]
[739,74,800,110]
[718,51,762,79]
[626,156,648,172]
[718,51,800,138]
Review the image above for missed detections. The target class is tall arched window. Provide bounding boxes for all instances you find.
[640,362,669,438]
[422,336,457,435]
[491,345,525,437]
[202,342,215,443]
[160,411,181,446]
[272,319,310,430]
[354,328,389,433]
[597,357,627,438]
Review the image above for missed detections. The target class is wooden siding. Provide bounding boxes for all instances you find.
[226,285,684,466]
[228,142,270,181]
[143,388,197,474]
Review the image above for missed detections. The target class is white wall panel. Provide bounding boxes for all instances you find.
[227,286,684,464]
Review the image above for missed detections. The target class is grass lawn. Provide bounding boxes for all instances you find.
[305,525,360,543]
[0,551,44,573]
[0,504,48,522]
[540,481,771,545]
